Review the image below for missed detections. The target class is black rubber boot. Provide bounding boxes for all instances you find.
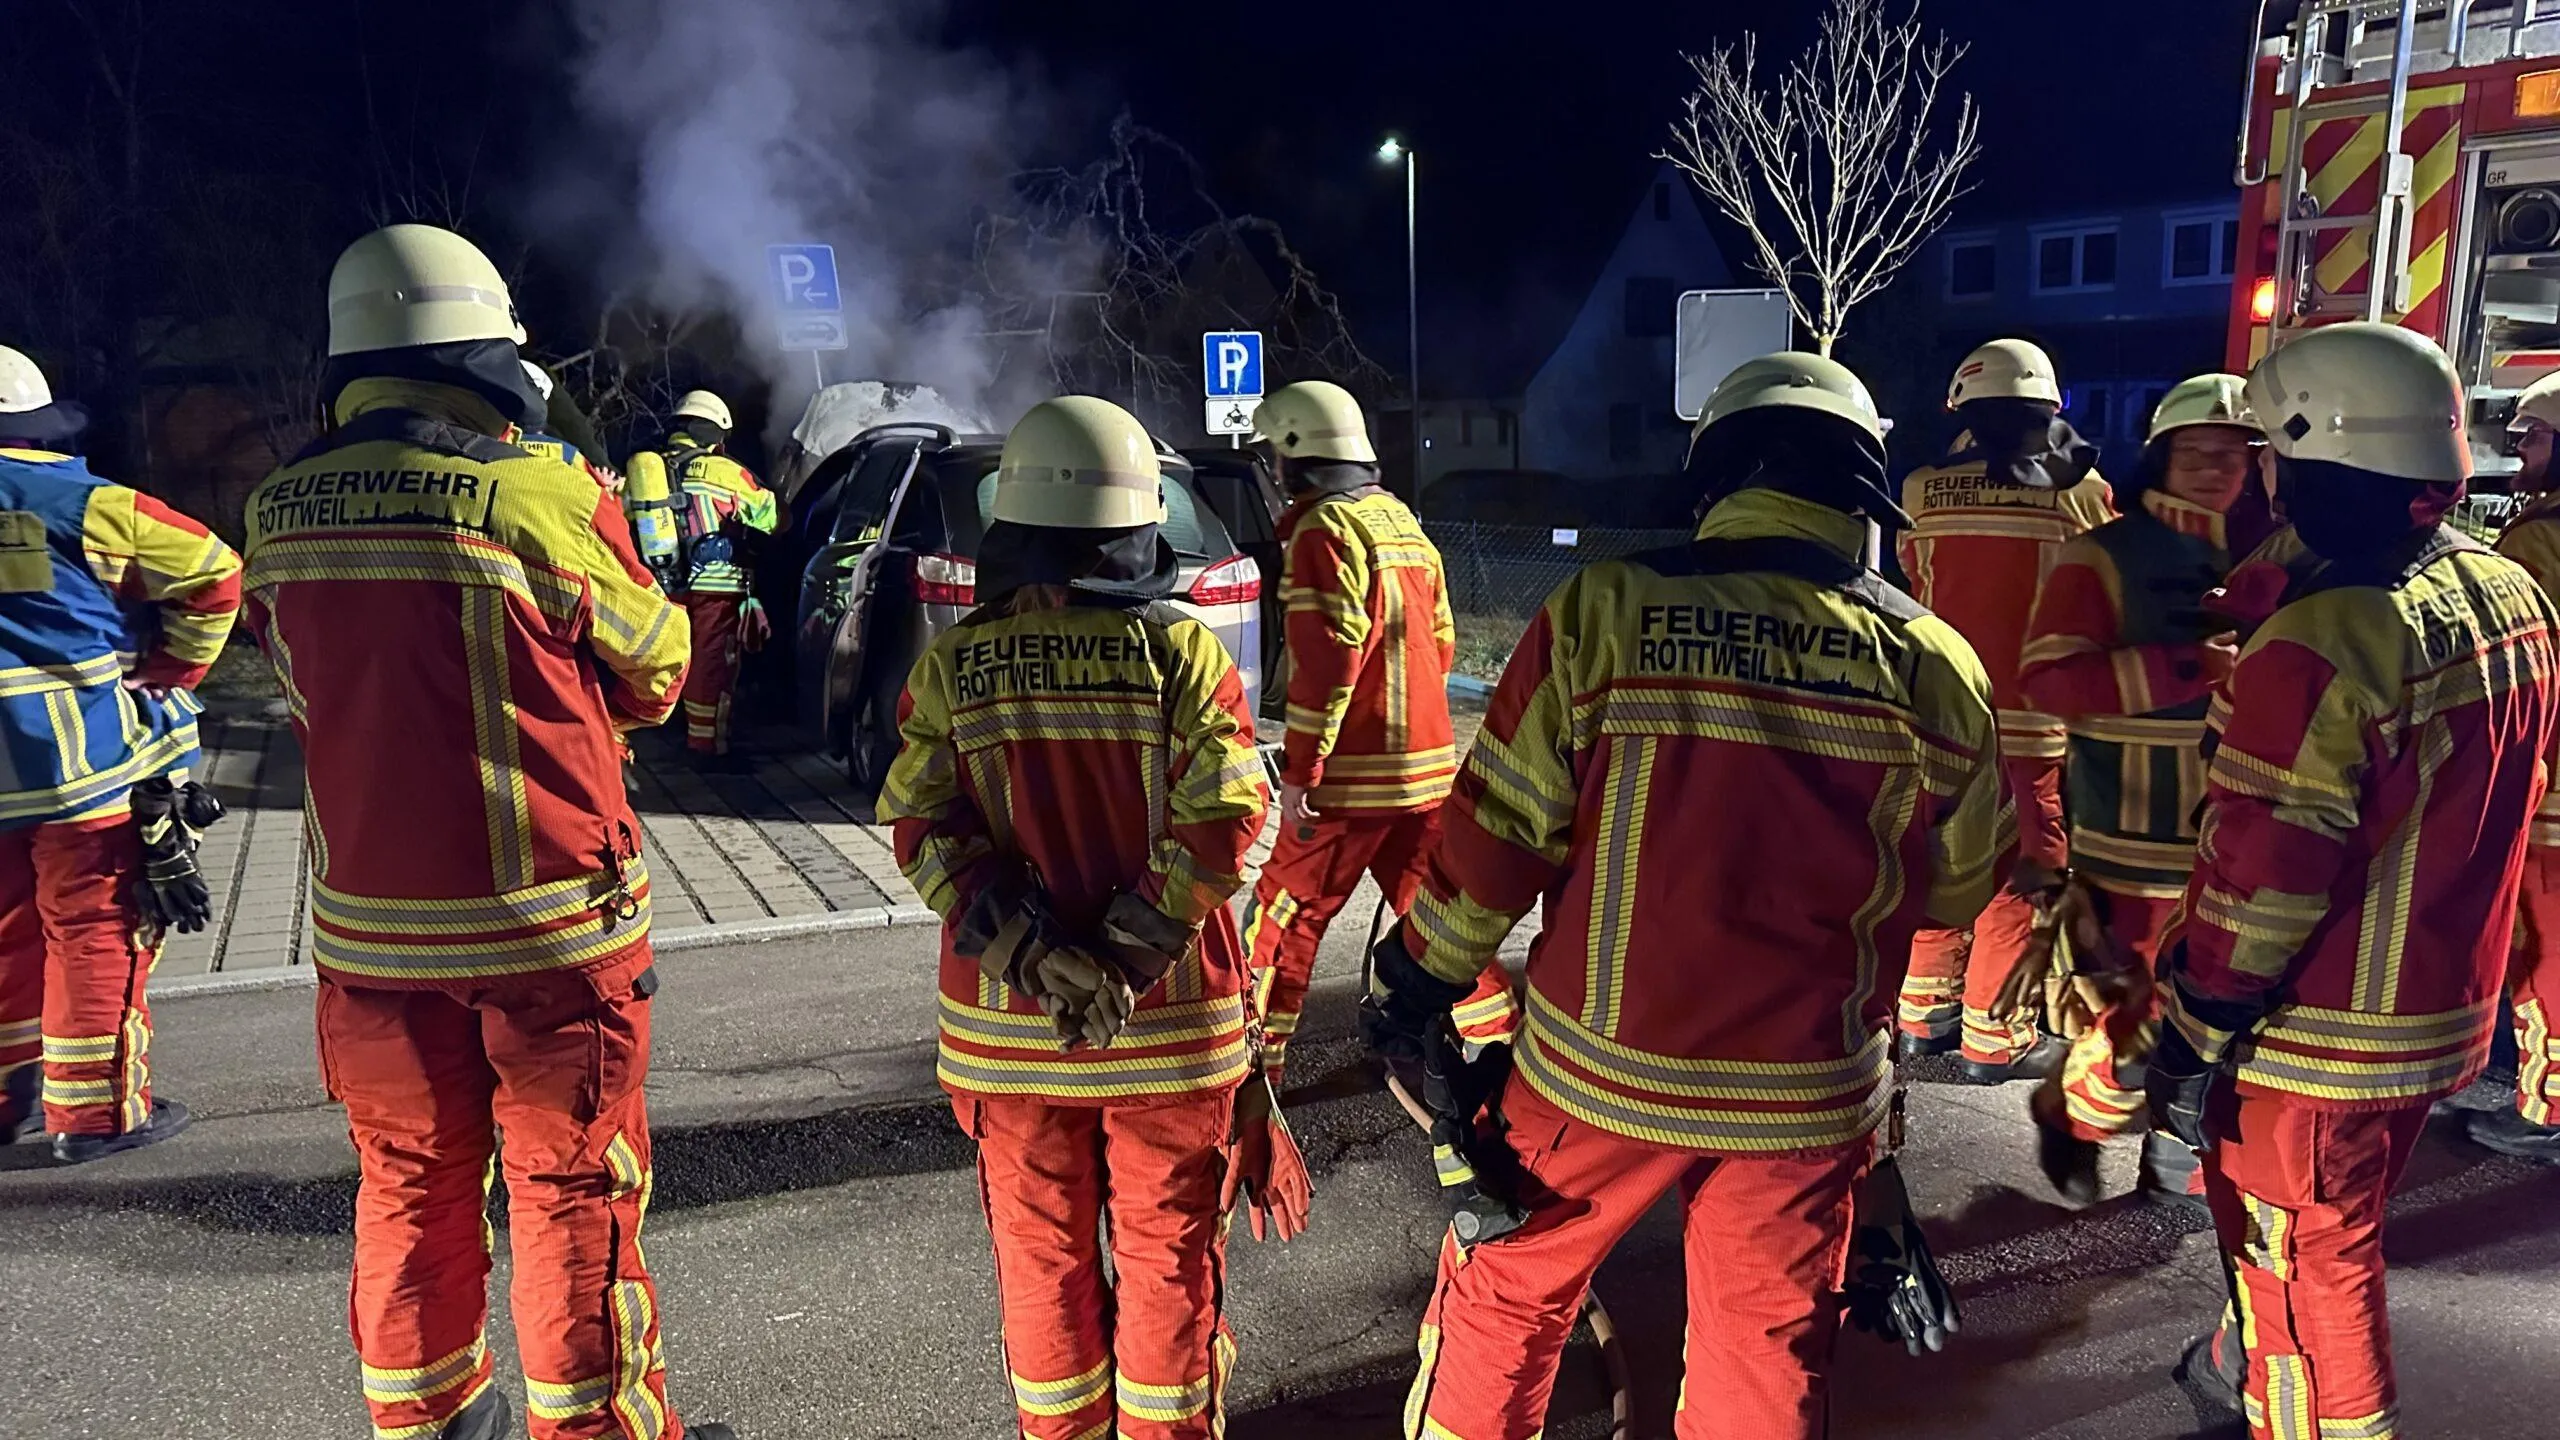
[1957,1033,2069,1085]
[685,1424,740,1439]
[1897,1030,1958,1062]
[0,1063,34,1145]
[52,1097,192,1165]
[2036,1119,2103,1206]
[2466,1106,2560,1164]
[2173,1326,2245,1411]
[2137,1131,2212,1213]
[436,1387,511,1440]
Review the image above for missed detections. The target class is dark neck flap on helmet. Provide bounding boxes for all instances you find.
[2280,455,2465,569]
[977,520,1181,607]
[0,399,91,451]
[1956,400,2096,491]
[324,339,548,433]
[1287,459,1383,500]
[1691,407,1908,529]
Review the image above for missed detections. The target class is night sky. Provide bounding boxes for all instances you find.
[1,0,2254,396]
[962,0,2258,386]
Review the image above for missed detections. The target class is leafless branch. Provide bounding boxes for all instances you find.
[1661,0,1981,355]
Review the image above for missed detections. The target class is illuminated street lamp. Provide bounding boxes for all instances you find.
[1379,136,1419,491]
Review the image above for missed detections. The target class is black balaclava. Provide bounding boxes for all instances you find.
[0,399,91,452]
[2279,455,2464,570]
[671,417,727,452]
[976,520,1180,607]
[1955,397,2099,491]
[1282,457,1382,501]
[322,338,548,432]
[1689,406,1907,529]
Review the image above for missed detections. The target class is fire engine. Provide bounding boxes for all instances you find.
[2238,0,2560,516]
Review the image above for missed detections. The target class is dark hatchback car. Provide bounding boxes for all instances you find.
[789,425,1280,790]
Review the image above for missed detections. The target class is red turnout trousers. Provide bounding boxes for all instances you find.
[2202,1091,2427,1440]
[957,1093,1237,1439]
[678,594,742,755]
[1900,755,2066,1064]
[1244,806,1516,1073]
[1403,1082,1871,1440]
[0,815,157,1137]
[2510,849,2560,1124]
[318,953,687,1440]
[2045,891,2182,1142]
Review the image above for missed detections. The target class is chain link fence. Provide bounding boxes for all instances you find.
[1425,522,1691,679]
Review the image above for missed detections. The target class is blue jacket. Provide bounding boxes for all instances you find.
[0,449,242,829]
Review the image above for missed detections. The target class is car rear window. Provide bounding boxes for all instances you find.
[962,463,1231,560]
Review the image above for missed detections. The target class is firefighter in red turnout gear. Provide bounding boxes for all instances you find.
[2018,374,2258,1203]
[878,396,1272,1440]
[243,225,735,1440]
[1897,339,2115,1079]
[1242,380,1515,1079]
[0,344,241,1160]
[2467,369,2560,1163]
[2150,324,2560,1437]
[1368,354,2010,1440]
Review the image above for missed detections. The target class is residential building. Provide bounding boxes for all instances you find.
[1869,196,2242,467]
[1518,159,1737,481]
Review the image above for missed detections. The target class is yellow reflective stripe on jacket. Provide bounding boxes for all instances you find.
[2232,998,2497,1103]
[246,532,590,628]
[938,993,1244,1051]
[0,721,198,825]
[1515,990,1895,1152]
[0,652,123,697]
[933,1037,1250,1099]
[311,872,650,981]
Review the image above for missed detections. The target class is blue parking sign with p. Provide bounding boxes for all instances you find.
[768,244,841,313]
[1203,332,1263,398]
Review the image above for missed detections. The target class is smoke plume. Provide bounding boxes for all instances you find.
[545,0,1040,434]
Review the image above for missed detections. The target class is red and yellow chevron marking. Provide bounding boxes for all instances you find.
[2284,85,2466,337]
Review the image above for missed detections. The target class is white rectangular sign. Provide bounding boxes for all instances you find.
[1673,288,1795,421]
[1206,395,1260,436]
[777,311,848,353]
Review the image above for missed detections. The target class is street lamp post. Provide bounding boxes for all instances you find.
[1380,137,1420,496]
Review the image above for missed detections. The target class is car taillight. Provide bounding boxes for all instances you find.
[914,552,977,606]
[1187,554,1260,606]
[2250,276,2278,322]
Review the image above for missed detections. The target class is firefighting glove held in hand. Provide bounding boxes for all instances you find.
[1360,921,1477,1067]
[1099,891,1192,992]
[1844,1156,1961,1356]
[2146,1020,2222,1153]
[1036,948,1135,1050]
[1221,1071,1312,1243]
[132,777,219,934]
[1424,1025,1529,1248]
[738,596,772,653]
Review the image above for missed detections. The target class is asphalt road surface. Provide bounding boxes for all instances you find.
[6,907,2558,1439]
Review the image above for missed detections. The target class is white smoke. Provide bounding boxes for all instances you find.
[546,0,1040,436]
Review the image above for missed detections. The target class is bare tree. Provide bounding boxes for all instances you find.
[1663,0,1982,356]
[966,117,1390,433]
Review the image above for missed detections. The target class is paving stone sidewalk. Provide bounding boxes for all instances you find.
[161,707,921,980]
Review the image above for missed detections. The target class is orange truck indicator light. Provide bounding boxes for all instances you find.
[2520,70,2560,119]
[2251,276,2278,322]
